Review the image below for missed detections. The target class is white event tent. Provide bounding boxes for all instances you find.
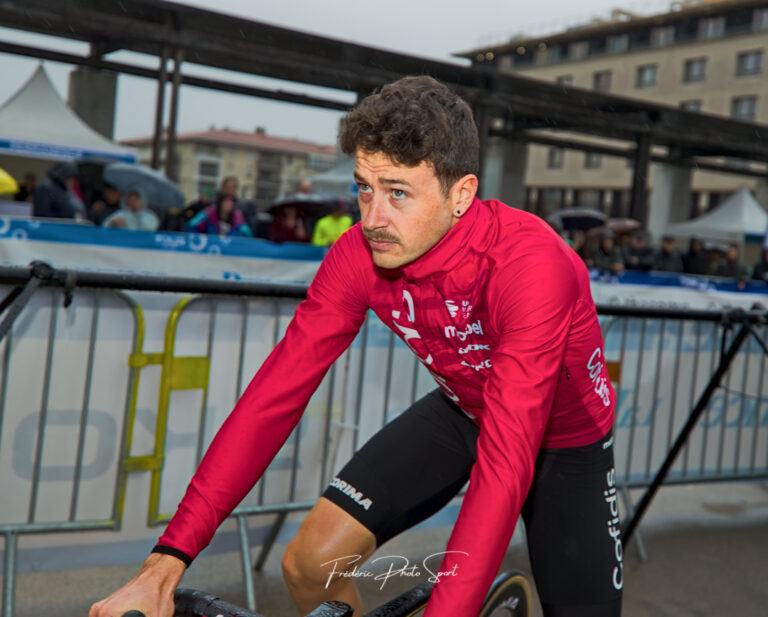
[666,187,768,244]
[0,65,135,183]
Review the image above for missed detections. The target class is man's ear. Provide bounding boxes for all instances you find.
[451,174,479,218]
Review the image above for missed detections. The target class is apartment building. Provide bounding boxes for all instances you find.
[122,127,337,207]
[460,0,768,219]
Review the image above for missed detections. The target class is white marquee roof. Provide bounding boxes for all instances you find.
[0,65,135,163]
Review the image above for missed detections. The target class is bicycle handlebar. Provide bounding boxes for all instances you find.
[119,587,353,617]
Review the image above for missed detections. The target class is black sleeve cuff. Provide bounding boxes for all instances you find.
[151,544,193,567]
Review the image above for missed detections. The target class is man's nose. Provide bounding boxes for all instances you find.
[362,193,388,230]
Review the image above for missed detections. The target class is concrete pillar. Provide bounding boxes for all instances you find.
[481,136,528,208]
[647,162,692,242]
[67,67,117,140]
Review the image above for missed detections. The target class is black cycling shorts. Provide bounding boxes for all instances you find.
[322,389,623,616]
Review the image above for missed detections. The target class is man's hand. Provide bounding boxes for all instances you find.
[89,553,185,617]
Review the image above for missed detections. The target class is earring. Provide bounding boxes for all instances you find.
[455,209,462,216]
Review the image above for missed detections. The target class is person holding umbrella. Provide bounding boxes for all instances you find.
[187,193,253,237]
[103,186,160,231]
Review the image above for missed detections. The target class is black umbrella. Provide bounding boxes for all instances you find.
[547,207,608,231]
[267,193,349,219]
[103,162,185,211]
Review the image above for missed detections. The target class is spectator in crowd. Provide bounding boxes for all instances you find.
[294,178,312,194]
[716,243,749,280]
[269,204,309,243]
[652,234,684,272]
[87,182,122,226]
[752,249,768,282]
[188,193,253,237]
[220,175,239,198]
[591,228,624,274]
[14,172,36,202]
[103,186,160,231]
[622,229,654,271]
[705,243,727,276]
[33,162,86,220]
[682,236,709,275]
[311,200,353,246]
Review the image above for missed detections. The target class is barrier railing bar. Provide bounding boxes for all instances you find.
[0,265,47,343]
[645,318,666,479]
[2,531,17,617]
[733,335,752,473]
[195,299,217,465]
[699,323,719,478]
[409,354,420,406]
[682,320,704,478]
[0,328,12,454]
[382,331,395,428]
[111,294,145,529]
[70,292,100,521]
[236,514,258,613]
[4,263,768,324]
[28,295,58,523]
[625,318,646,483]
[621,321,752,545]
[666,320,684,465]
[750,327,767,473]
[616,317,629,422]
[0,265,308,299]
[352,319,369,452]
[320,363,337,491]
[0,519,115,534]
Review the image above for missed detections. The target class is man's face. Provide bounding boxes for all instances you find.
[354,149,458,269]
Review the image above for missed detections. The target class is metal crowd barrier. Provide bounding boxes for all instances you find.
[0,263,767,616]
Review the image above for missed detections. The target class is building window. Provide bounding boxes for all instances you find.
[731,95,758,121]
[636,64,658,88]
[683,57,707,82]
[541,188,564,211]
[593,70,612,92]
[698,16,725,39]
[680,99,702,112]
[651,25,675,46]
[584,152,602,169]
[736,50,763,76]
[607,33,628,53]
[569,40,589,59]
[196,156,220,196]
[753,8,768,30]
[547,148,564,169]
[555,74,573,86]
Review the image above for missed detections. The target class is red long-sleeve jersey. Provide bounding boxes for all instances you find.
[158,197,615,616]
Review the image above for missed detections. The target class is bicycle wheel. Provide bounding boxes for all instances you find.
[477,571,533,617]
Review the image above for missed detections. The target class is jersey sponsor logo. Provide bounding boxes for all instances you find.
[443,320,484,341]
[461,359,492,372]
[587,347,612,407]
[457,343,491,355]
[393,290,461,403]
[330,477,373,511]
[605,468,624,590]
[445,299,473,319]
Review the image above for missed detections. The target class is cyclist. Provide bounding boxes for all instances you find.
[91,76,621,617]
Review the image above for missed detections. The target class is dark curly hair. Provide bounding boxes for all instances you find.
[339,76,479,196]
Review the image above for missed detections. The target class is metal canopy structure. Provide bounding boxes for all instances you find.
[1,0,767,221]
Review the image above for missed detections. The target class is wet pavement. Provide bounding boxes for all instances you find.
[9,481,768,617]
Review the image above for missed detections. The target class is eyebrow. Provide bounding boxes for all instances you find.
[353,172,413,188]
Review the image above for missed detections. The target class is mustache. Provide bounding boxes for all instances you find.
[363,229,400,243]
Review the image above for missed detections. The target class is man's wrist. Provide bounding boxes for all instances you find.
[151,544,193,568]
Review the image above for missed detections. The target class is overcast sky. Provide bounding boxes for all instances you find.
[0,0,671,145]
